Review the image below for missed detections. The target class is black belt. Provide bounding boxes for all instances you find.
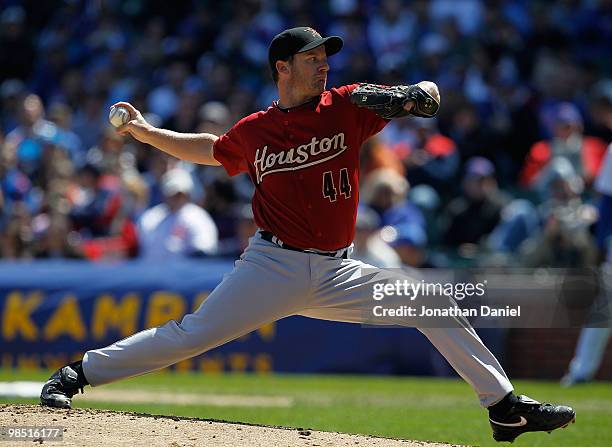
[259,231,349,259]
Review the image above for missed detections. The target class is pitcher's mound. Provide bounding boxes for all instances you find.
[1,404,470,447]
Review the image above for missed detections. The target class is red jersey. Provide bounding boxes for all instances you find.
[213,84,389,251]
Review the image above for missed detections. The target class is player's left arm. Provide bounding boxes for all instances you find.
[349,81,440,119]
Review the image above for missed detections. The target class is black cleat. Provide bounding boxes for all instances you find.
[40,362,87,409]
[489,395,576,442]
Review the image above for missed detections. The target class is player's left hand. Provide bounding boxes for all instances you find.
[416,81,440,106]
[350,82,439,119]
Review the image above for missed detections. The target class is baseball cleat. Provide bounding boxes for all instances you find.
[489,395,576,442]
[40,362,87,409]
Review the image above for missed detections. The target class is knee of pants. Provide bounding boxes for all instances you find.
[167,313,230,354]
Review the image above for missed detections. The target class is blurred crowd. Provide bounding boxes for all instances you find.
[1,0,611,268]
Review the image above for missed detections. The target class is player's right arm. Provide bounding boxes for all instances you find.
[112,102,221,166]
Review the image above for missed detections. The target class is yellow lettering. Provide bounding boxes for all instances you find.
[175,358,193,372]
[92,293,140,339]
[257,323,275,341]
[17,354,40,370]
[228,353,248,372]
[145,292,186,328]
[2,291,42,340]
[43,295,86,341]
[254,353,273,374]
[200,355,224,374]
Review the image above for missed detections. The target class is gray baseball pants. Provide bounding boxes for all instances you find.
[83,232,513,407]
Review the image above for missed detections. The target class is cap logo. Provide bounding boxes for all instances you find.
[305,27,321,39]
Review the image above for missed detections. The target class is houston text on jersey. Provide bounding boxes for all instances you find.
[254,132,348,183]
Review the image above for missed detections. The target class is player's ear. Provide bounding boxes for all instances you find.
[276,60,290,75]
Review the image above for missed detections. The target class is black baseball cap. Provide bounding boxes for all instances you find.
[268,27,343,73]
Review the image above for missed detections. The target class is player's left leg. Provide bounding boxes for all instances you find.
[299,255,575,442]
[300,255,513,407]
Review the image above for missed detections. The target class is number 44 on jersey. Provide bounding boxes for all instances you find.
[322,168,352,202]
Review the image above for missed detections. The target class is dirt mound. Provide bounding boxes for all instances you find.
[1,404,469,447]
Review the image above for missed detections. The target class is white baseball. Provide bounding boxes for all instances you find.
[108,105,131,128]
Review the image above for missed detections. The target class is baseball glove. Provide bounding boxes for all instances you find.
[350,82,440,119]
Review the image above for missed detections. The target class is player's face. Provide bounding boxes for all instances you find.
[289,46,329,96]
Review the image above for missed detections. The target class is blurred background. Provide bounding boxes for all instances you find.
[1,0,611,383]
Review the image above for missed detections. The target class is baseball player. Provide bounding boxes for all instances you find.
[41,27,575,443]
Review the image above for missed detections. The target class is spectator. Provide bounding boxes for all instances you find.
[47,102,84,167]
[31,212,81,259]
[382,117,459,196]
[430,0,483,36]
[202,174,244,241]
[0,78,26,132]
[162,90,203,134]
[86,126,129,176]
[147,61,190,121]
[352,205,401,268]
[138,169,218,260]
[361,168,425,229]
[0,6,35,83]
[216,203,258,258]
[487,199,540,256]
[0,201,34,259]
[197,101,232,136]
[68,163,120,237]
[367,0,416,73]
[441,157,510,249]
[71,93,107,152]
[382,222,428,268]
[141,149,171,209]
[66,163,136,261]
[359,135,405,179]
[520,103,607,189]
[409,184,441,245]
[520,160,598,268]
[448,103,501,166]
[4,94,55,177]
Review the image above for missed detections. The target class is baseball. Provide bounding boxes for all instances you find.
[108,105,131,128]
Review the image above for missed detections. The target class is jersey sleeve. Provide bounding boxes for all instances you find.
[213,121,249,177]
[335,83,391,143]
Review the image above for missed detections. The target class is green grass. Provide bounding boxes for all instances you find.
[1,369,610,446]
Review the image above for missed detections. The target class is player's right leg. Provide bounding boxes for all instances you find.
[40,234,310,408]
